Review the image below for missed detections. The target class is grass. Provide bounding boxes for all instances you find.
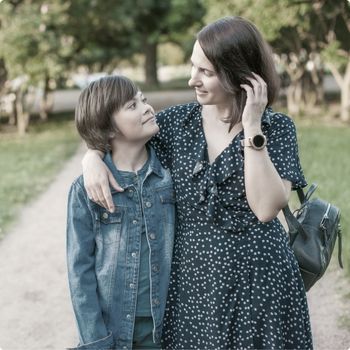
[0,112,80,238]
[294,120,350,276]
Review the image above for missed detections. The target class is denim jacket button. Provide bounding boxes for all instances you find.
[102,212,109,219]
[152,298,160,306]
[126,314,132,320]
[131,252,137,258]
[149,233,156,240]
[129,283,135,289]
[145,201,152,208]
[132,219,138,225]
[152,264,159,272]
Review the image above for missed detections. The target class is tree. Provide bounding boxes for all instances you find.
[131,0,206,86]
[0,1,74,133]
[65,0,206,86]
[313,0,350,122]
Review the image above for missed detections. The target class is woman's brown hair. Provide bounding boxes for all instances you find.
[197,16,280,130]
[75,75,138,152]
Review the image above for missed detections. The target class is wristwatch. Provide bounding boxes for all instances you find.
[241,134,267,150]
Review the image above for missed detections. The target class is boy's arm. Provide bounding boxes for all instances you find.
[67,181,113,348]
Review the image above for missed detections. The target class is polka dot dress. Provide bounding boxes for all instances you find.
[151,103,313,350]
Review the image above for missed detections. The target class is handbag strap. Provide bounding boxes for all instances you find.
[297,183,318,204]
[338,226,344,268]
[296,188,305,204]
[282,205,308,245]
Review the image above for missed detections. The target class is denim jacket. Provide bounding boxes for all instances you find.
[66,146,175,350]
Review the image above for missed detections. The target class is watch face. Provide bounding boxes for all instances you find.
[253,134,266,148]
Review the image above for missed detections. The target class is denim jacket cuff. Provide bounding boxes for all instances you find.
[67,332,114,350]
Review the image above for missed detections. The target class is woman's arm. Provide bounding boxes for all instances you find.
[82,149,123,212]
[241,74,291,222]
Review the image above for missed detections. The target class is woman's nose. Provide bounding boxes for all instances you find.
[188,68,201,88]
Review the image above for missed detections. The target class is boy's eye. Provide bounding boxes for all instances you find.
[128,102,136,109]
[142,97,147,104]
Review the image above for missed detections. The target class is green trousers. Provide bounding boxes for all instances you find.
[132,317,161,350]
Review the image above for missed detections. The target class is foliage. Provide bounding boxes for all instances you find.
[60,0,205,83]
[0,1,72,84]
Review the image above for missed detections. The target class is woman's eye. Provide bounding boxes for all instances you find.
[203,69,213,77]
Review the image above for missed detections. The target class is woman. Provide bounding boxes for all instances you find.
[82,16,313,350]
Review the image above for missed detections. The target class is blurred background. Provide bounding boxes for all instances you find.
[0,0,349,349]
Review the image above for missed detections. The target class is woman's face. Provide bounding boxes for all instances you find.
[188,40,232,106]
[111,91,158,143]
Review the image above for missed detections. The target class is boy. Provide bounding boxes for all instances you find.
[67,76,175,350]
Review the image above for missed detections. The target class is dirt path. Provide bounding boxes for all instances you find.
[307,265,350,349]
[0,145,85,350]
[0,90,349,349]
[1,144,349,350]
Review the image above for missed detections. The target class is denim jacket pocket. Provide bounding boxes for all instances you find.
[96,208,124,245]
[156,186,176,225]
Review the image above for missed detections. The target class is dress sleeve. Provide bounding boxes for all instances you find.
[267,114,307,190]
[150,106,177,169]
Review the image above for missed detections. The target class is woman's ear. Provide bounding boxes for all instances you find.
[109,131,117,139]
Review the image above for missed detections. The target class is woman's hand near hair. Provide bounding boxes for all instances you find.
[240,72,290,222]
[82,149,123,212]
[240,72,268,130]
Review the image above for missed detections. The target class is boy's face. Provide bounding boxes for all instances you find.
[111,91,158,143]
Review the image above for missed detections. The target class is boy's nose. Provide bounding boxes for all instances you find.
[144,104,154,116]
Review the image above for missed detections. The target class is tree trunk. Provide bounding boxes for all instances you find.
[16,88,30,136]
[8,106,17,126]
[286,81,303,115]
[39,76,52,121]
[144,39,159,87]
[340,83,350,122]
[0,58,7,90]
[340,61,350,122]
[327,60,350,122]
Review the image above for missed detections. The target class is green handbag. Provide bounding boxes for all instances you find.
[283,183,343,291]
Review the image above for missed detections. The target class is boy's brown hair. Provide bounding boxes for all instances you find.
[75,75,138,152]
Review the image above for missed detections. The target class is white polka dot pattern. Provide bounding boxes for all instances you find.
[151,103,312,349]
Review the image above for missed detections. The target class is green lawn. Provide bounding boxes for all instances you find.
[0,113,80,238]
[295,121,350,276]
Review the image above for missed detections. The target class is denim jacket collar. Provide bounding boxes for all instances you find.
[103,145,163,192]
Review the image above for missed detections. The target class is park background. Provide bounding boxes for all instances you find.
[0,0,350,349]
